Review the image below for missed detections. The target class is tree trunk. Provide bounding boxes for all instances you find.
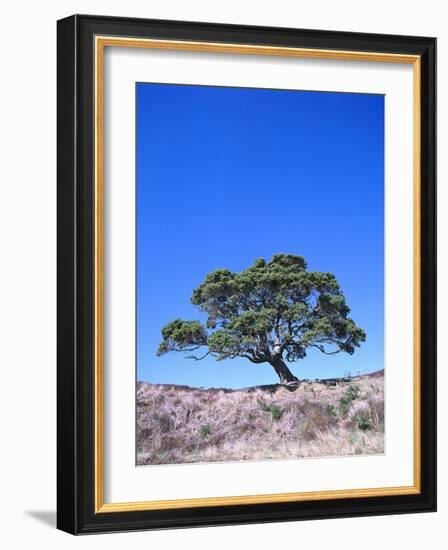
[270,358,299,385]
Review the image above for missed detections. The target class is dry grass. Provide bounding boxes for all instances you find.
[136,371,384,465]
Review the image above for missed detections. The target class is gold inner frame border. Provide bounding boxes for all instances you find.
[94,36,421,513]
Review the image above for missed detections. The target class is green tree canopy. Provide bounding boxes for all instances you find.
[157,254,366,384]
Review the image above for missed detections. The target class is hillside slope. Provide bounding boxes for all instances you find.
[137,371,384,465]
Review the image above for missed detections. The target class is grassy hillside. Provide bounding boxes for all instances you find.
[137,371,384,465]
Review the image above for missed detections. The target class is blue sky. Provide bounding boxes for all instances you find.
[136,83,384,388]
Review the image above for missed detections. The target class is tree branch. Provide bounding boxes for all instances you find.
[239,353,265,364]
[185,350,211,361]
[172,345,203,353]
[311,344,341,355]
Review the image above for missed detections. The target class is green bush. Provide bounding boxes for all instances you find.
[200,424,211,437]
[258,399,284,420]
[356,414,372,431]
[258,399,271,412]
[339,383,360,416]
[269,404,283,420]
[346,383,360,400]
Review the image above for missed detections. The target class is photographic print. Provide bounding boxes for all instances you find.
[136,83,385,466]
[58,17,436,532]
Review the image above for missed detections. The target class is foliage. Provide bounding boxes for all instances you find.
[356,414,372,431]
[257,399,283,420]
[345,383,360,401]
[200,424,212,437]
[157,254,366,382]
[339,383,360,415]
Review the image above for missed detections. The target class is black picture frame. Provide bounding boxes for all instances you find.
[57,14,436,535]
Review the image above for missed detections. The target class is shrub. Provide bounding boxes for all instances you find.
[270,404,283,420]
[339,383,360,416]
[258,399,284,420]
[345,399,382,432]
[257,399,270,412]
[346,383,360,400]
[200,424,211,437]
[356,414,372,431]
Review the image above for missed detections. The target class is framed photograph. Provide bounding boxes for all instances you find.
[57,15,436,534]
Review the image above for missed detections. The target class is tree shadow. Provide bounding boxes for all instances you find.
[26,510,56,528]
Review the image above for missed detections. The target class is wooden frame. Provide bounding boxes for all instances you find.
[57,14,436,534]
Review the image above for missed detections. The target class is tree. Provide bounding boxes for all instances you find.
[157,254,366,385]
